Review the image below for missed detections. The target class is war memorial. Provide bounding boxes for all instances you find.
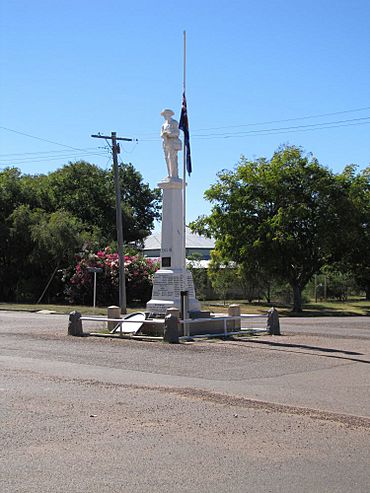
[69,107,247,340]
[146,108,201,316]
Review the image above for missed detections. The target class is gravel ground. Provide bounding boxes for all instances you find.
[0,311,369,492]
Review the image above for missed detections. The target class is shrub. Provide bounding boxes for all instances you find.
[63,247,159,305]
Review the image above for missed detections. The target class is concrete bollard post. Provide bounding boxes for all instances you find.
[164,308,179,343]
[166,307,180,319]
[267,307,281,335]
[107,305,121,332]
[228,304,241,331]
[68,311,83,336]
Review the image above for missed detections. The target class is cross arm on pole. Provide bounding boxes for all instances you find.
[91,134,137,142]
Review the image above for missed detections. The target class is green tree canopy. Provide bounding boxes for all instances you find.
[44,161,161,243]
[337,165,370,299]
[191,145,354,312]
[0,160,161,302]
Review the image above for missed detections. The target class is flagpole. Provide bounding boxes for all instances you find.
[182,30,187,271]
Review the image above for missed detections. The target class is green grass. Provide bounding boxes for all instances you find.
[0,303,141,316]
[297,299,370,317]
[0,298,369,317]
[201,298,370,317]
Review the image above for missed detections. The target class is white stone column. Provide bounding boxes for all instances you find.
[146,176,201,315]
[159,177,184,269]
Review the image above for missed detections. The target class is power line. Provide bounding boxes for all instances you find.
[192,116,370,139]
[195,115,370,138]
[193,119,370,140]
[0,147,104,157]
[2,104,370,153]
[0,150,109,163]
[120,140,139,154]
[0,151,110,166]
[133,105,370,138]
[0,126,85,150]
[136,117,370,142]
[138,115,370,142]
[193,105,370,132]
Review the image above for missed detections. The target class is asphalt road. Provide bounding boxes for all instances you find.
[0,311,369,492]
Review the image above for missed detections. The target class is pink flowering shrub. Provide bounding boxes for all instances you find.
[63,247,159,305]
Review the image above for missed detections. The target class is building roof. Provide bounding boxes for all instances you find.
[143,227,215,251]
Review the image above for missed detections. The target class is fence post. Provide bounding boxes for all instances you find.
[68,311,83,336]
[228,304,241,331]
[267,307,280,335]
[164,308,179,343]
[107,305,121,332]
[180,291,189,337]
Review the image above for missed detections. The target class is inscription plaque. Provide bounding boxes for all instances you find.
[152,271,196,299]
[152,273,174,298]
[162,257,171,267]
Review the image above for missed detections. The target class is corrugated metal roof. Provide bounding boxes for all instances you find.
[143,227,215,251]
[144,257,211,268]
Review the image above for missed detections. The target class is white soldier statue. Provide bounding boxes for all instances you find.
[161,108,182,178]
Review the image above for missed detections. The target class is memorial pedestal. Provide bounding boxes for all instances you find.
[146,268,200,314]
[146,176,201,315]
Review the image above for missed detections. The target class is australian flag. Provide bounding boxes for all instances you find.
[179,92,192,175]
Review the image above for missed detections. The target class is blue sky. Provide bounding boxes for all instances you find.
[1,0,369,223]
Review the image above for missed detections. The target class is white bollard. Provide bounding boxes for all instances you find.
[228,304,241,330]
[166,307,180,319]
[107,305,121,332]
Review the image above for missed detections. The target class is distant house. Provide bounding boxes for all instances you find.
[142,228,245,300]
[142,227,215,263]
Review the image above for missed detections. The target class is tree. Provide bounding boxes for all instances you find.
[238,262,272,303]
[31,210,90,302]
[3,205,90,302]
[191,145,351,312]
[117,163,161,244]
[337,165,370,299]
[45,161,161,244]
[0,169,31,300]
[0,160,161,302]
[208,251,237,305]
[187,253,210,301]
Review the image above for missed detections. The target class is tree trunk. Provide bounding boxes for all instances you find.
[291,283,303,312]
[266,283,271,304]
[365,285,370,301]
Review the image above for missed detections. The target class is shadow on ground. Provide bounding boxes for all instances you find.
[232,337,370,364]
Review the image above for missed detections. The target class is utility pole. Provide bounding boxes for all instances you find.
[91,132,135,314]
